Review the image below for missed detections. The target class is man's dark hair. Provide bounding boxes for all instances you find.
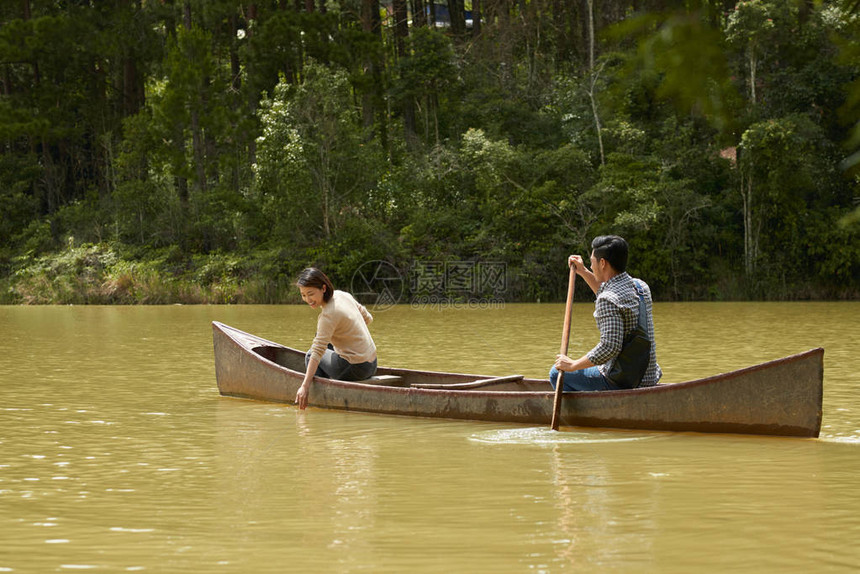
[296,267,335,302]
[591,235,628,273]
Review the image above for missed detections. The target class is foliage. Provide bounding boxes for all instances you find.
[0,1,858,303]
[255,60,385,241]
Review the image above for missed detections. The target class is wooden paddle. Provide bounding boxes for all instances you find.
[551,264,577,431]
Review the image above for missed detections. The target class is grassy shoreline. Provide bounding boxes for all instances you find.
[3,242,857,305]
[1,243,303,305]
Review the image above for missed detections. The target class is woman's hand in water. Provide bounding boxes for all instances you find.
[295,382,310,409]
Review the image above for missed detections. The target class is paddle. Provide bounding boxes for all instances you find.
[551,263,577,431]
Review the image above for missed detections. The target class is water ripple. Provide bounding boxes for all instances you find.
[469,427,659,445]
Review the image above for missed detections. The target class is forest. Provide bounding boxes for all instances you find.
[0,0,858,304]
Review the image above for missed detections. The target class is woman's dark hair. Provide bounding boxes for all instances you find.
[591,235,628,273]
[296,267,334,302]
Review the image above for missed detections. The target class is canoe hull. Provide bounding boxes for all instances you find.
[212,322,823,437]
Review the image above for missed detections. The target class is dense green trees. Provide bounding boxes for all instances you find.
[0,0,858,304]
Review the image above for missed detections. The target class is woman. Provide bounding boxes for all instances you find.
[295,267,377,409]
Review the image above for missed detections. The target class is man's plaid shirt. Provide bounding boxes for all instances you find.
[586,272,662,387]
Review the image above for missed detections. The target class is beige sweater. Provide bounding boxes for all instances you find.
[309,290,376,364]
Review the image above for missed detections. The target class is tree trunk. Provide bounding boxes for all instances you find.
[741,165,755,276]
[587,0,595,70]
[176,174,189,210]
[447,0,465,37]
[497,0,513,86]
[393,0,416,140]
[25,1,50,216]
[192,96,207,193]
[361,0,376,130]
[204,90,218,189]
[247,3,258,167]
[586,0,604,166]
[180,2,207,193]
[228,11,242,193]
[118,0,143,116]
[749,49,757,104]
[122,58,143,116]
[23,0,40,87]
[411,0,426,27]
[393,0,409,58]
[322,181,331,237]
[551,0,578,67]
[2,64,10,96]
[175,2,191,206]
[360,0,385,149]
[229,13,241,91]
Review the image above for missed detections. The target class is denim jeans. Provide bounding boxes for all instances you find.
[549,365,618,391]
[305,346,377,382]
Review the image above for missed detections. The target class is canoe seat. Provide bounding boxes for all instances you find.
[411,374,524,390]
[353,375,405,386]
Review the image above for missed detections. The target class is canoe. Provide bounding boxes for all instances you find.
[212,321,824,438]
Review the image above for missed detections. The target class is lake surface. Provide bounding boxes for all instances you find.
[1,302,858,573]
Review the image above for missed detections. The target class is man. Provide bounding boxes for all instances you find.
[551,235,662,391]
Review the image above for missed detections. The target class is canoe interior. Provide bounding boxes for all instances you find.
[250,344,550,391]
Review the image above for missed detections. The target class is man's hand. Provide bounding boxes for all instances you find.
[569,254,601,295]
[568,254,585,274]
[554,354,577,372]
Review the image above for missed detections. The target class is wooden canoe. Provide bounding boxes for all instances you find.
[212,321,824,438]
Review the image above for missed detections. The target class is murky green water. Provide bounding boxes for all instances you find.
[1,302,858,572]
